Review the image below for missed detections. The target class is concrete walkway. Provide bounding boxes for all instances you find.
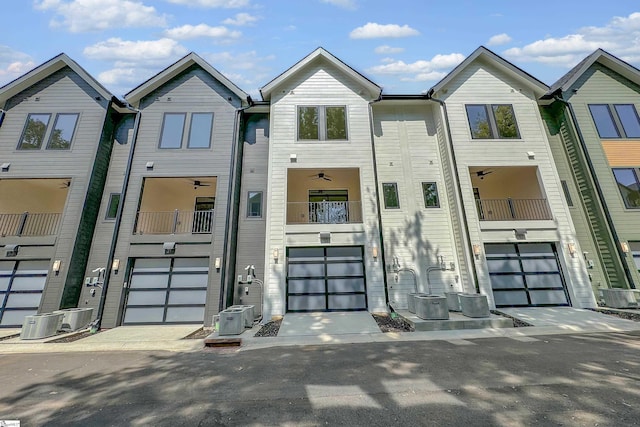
[278,312,381,337]
[499,307,638,331]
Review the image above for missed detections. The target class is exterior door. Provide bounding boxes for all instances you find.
[0,260,48,327]
[308,190,349,224]
[123,257,209,324]
[286,246,367,312]
[486,243,570,307]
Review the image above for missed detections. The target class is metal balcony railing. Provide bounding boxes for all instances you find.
[475,198,552,221]
[0,212,62,236]
[287,201,363,224]
[134,210,214,234]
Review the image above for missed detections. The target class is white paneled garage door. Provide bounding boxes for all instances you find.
[486,243,570,307]
[286,246,367,312]
[0,260,48,327]
[123,257,209,324]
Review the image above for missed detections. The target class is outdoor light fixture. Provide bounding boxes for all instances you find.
[163,242,176,255]
[112,259,120,275]
[567,242,576,257]
[146,161,154,170]
[52,260,61,275]
[473,244,482,259]
[372,244,379,261]
[621,241,630,253]
[1,162,10,172]
[214,257,221,271]
[527,151,535,159]
[273,248,279,263]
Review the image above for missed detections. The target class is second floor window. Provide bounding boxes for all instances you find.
[589,104,640,139]
[18,112,79,150]
[159,112,213,149]
[612,168,640,209]
[466,104,520,139]
[382,183,400,209]
[298,106,347,141]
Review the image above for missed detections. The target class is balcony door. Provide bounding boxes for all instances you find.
[308,190,348,224]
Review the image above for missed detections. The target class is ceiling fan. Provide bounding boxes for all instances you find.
[475,169,494,180]
[193,180,211,189]
[309,171,332,181]
[59,180,71,189]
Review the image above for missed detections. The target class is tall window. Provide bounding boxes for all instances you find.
[297,106,347,141]
[465,104,520,139]
[159,113,186,148]
[247,191,263,218]
[187,113,213,148]
[47,113,79,150]
[382,183,400,209]
[105,193,121,220]
[421,182,439,207]
[159,112,214,149]
[589,104,640,138]
[18,113,51,149]
[630,242,640,272]
[612,168,640,208]
[18,113,79,150]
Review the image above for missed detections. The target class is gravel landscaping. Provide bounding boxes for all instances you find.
[491,310,533,327]
[372,313,414,332]
[182,327,213,339]
[254,319,282,337]
[590,308,640,322]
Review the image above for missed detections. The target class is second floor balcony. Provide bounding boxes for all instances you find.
[475,198,552,221]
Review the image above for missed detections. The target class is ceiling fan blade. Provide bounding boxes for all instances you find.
[323,177,332,181]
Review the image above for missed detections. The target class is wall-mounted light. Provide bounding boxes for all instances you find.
[567,242,576,257]
[372,244,379,261]
[1,162,10,172]
[290,154,297,163]
[112,259,120,275]
[5,244,18,257]
[163,241,176,255]
[52,260,61,276]
[621,241,630,253]
[273,248,279,263]
[146,161,154,170]
[526,151,535,160]
[472,244,482,259]
[214,257,221,271]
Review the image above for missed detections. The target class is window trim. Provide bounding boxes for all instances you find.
[187,112,214,149]
[612,167,640,209]
[382,182,400,209]
[465,104,520,140]
[17,113,52,150]
[158,112,187,149]
[46,113,79,150]
[105,193,121,220]
[421,182,440,208]
[297,105,348,142]
[246,191,263,218]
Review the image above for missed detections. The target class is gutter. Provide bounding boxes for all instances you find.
[95,104,141,328]
[427,91,480,293]
[553,95,636,289]
[367,96,390,309]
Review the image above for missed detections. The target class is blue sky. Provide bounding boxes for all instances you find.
[1,1,639,98]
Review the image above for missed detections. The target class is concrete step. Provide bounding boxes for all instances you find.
[397,310,514,331]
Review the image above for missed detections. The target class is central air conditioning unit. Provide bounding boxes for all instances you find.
[20,312,64,340]
[217,308,245,336]
[54,308,94,331]
[459,294,490,318]
[601,289,638,309]
[227,305,255,327]
[415,295,449,320]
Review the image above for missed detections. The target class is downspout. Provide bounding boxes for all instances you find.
[554,95,635,289]
[219,101,252,312]
[95,104,141,328]
[367,97,390,309]
[428,91,480,293]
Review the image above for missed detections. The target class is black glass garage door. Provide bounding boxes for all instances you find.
[286,246,367,312]
[0,260,48,327]
[486,243,570,307]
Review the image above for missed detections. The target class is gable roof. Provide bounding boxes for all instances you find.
[544,48,640,98]
[125,52,250,107]
[0,53,114,106]
[260,47,381,101]
[429,46,549,97]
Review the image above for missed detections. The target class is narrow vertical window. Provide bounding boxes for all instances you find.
[612,168,640,208]
[18,113,51,150]
[382,183,400,209]
[589,105,620,138]
[47,113,79,149]
[422,182,439,207]
[106,193,121,220]
[560,180,573,207]
[159,113,186,148]
[298,106,319,140]
[325,106,347,140]
[188,113,213,148]
[247,191,263,218]
[466,105,493,139]
[614,104,640,138]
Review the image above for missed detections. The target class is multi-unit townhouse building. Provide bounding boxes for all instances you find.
[541,49,640,297]
[0,54,128,327]
[5,45,637,330]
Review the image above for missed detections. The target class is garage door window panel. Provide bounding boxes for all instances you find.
[327,278,365,293]
[288,279,325,294]
[493,290,529,306]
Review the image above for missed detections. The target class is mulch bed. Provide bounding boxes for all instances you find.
[491,310,533,328]
[49,330,100,343]
[254,319,282,337]
[0,333,20,342]
[589,308,640,322]
[372,313,414,332]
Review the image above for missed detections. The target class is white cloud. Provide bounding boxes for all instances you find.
[374,45,405,55]
[0,46,35,84]
[367,52,465,82]
[165,0,250,7]
[504,12,640,66]
[34,0,167,32]
[487,33,512,46]
[223,13,260,26]
[350,23,419,39]
[203,51,275,95]
[164,24,242,40]
[84,38,187,62]
[320,0,357,10]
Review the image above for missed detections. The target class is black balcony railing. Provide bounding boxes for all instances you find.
[0,212,62,237]
[134,210,214,234]
[287,201,363,224]
[475,198,552,221]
